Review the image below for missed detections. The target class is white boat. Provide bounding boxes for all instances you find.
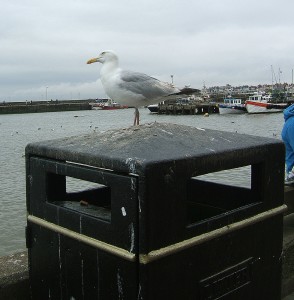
[147,104,159,113]
[245,94,288,113]
[218,98,246,114]
[90,99,128,110]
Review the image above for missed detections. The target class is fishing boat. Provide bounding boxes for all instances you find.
[245,93,287,114]
[147,104,159,113]
[90,99,128,110]
[218,97,246,114]
[101,102,128,110]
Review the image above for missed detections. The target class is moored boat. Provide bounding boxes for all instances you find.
[245,94,287,113]
[147,104,159,113]
[218,97,246,114]
[90,103,103,110]
[90,99,128,110]
[101,102,128,110]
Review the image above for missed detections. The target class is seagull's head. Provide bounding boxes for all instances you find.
[87,50,118,65]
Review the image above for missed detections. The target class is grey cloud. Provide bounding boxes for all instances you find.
[1,0,294,101]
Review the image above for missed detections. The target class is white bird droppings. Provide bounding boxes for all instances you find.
[121,207,127,216]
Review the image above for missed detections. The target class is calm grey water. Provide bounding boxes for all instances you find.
[0,108,284,255]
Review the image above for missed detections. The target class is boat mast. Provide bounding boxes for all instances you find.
[271,65,278,92]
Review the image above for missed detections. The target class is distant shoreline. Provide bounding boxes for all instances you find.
[0,99,94,114]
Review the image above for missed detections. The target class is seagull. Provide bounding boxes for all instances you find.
[87,51,199,125]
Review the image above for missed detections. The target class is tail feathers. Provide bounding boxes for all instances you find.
[170,87,200,96]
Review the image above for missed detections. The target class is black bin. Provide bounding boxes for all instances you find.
[26,122,286,300]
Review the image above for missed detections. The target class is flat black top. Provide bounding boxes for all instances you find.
[26,122,283,175]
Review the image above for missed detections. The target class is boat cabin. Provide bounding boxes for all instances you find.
[223,98,242,105]
[248,94,272,102]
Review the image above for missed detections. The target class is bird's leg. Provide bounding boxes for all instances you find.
[136,108,140,125]
[133,108,140,126]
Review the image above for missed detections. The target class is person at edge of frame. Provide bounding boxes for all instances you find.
[282,103,294,185]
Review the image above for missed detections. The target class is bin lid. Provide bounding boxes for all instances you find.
[25,122,283,175]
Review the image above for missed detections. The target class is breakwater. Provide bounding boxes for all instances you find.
[0,100,92,114]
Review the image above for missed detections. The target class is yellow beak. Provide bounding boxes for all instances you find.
[87,57,98,64]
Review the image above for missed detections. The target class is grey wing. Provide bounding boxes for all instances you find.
[119,70,178,99]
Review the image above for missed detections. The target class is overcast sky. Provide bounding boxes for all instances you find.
[1,0,294,101]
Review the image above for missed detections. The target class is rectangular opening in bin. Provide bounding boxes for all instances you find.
[186,165,262,225]
[46,173,111,222]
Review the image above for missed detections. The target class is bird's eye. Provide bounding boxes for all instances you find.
[101,51,106,55]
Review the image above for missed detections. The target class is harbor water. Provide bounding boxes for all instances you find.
[0,108,285,256]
